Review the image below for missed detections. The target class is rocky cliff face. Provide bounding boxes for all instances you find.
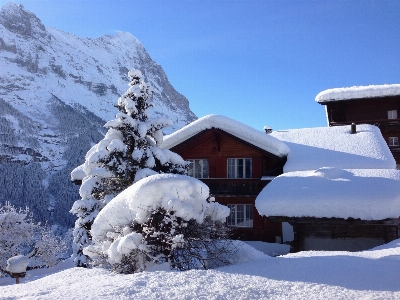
[0,3,197,227]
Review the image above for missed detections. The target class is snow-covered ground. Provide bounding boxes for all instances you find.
[1,240,399,299]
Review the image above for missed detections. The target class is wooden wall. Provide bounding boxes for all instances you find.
[171,128,285,242]
[326,96,400,124]
[171,128,283,178]
[287,217,400,252]
[216,196,282,242]
[324,96,400,164]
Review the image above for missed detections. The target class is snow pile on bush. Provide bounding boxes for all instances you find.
[90,174,229,239]
[85,174,232,273]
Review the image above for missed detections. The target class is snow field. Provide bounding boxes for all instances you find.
[1,240,399,299]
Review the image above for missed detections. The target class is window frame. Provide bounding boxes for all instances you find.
[388,137,399,146]
[227,204,253,228]
[388,110,398,119]
[227,158,252,178]
[187,159,209,179]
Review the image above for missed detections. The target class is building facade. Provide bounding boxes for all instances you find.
[162,115,289,242]
[315,85,400,165]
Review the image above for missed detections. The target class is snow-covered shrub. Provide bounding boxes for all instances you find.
[169,218,236,271]
[84,174,235,273]
[0,203,36,276]
[0,202,69,276]
[29,225,70,269]
[70,70,188,267]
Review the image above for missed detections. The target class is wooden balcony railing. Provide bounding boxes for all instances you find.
[200,178,271,196]
[73,178,273,195]
[330,119,400,126]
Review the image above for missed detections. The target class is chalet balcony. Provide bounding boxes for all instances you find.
[73,177,274,196]
[330,118,400,128]
[200,178,271,196]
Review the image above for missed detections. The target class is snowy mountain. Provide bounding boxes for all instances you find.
[0,2,196,227]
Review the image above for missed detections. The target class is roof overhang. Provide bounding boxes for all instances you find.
[162,114,289,159]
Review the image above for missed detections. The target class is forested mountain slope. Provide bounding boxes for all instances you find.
[0,3,196,227]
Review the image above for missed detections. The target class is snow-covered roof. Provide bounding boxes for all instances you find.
[162,115,289,158]
[316,84,400,103]
[255,168,400,220]
[270,124,396,172]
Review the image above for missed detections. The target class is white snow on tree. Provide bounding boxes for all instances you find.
[70,70,188,267]
[0,202,69,277]
[83,174,233,273]
[0,203,36,275]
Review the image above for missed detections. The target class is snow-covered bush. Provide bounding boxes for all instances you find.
[70,69,188,267]
[0,203,36,276]
[0,202,69,277]
[84,174,235,273]
[29,225,70,269]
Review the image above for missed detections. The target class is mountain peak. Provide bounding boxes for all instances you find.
[114,31,139,41]
[1,2,22,12]
[0,2,46,37]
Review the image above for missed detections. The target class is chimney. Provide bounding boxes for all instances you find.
[264,126,272,134]
[351,123,356,134]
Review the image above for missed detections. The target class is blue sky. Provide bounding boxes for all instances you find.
[2,0,400,131]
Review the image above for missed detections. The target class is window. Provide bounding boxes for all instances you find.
[227,204,253,227]
[187,159,209,178]
[227,158,252,178]
[388,110,397,119]
[388,137,399,146]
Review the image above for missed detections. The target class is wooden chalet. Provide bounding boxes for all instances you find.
[316,84,400,165]
[256,125,400,252]
[162,115,289,242]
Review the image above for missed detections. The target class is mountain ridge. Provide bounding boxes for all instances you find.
[0,2,196,227]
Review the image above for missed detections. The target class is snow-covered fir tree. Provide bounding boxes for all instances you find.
[70,70,188,267]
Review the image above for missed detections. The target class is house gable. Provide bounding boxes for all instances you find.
[170,128,286,178]
[162,114,289,158]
